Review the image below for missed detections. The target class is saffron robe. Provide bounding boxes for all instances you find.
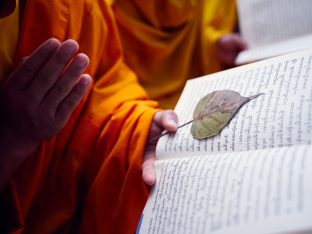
[112,0,237,108]
[0,0,156,233]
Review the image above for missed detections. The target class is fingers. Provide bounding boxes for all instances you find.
[147,110,178,145]
[142,151,156,186]
[42,53,89,110]
[217,33,248,68]
[55,74,91,122]
[143,110,178,186]
[232,34,248,51]
[6,38,60,89]
[0,38,91,150]
[30,39,79,102]
[153,110,178,132]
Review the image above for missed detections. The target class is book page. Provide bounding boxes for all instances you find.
[138,145,312,234]
[237,0,312,49]
[156,48,312,160]
[236,34,312,65]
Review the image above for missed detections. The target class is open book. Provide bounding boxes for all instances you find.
[137,48,312,234]
[235,0,312,65]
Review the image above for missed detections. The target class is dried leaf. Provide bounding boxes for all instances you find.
[191,90,262,139]
[149,90,262,143]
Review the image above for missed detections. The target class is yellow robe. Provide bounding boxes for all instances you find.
[0,0,156,233]
[112,0,237,108]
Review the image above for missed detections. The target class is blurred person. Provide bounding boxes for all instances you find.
[112,0,247,108]
[0,0,177,233]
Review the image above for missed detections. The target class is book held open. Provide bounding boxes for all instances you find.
[137,48,312,234]
[235,0,312,65]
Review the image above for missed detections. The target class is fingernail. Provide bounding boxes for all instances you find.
[80,75,91,85]
[76,55,88,67]
[63,40,78,55]
[168,119,177,128]
[46,38,60,51]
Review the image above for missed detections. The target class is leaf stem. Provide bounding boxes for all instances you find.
[150,119,194,143]
[150,93,263,143]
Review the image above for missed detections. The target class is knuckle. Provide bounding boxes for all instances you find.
[64,98,77,109]
[52,84,68,97]
[37,70,53,87]
[54,49,70,64]
[20,62,35,77]
[72,86,85,99]
[67,66,82,78]
[60,95,81,113]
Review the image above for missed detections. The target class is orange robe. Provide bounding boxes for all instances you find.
[112,0,237,108]
[0,0,156,233]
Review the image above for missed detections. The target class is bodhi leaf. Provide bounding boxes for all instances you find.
[191,90,262,139]
[149,90,262,143]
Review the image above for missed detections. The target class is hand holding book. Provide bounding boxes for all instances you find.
[138,48,312,234]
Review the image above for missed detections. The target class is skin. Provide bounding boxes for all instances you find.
[0,38,91,191]
[0,2,178,191]
[0,37,178,191]
[217,33,248,68]
[143,34,247,184]
[143,110,177,185]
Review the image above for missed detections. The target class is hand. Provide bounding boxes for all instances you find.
[217,33,248,68]
[142,110,178,186]
[0,38,91,157]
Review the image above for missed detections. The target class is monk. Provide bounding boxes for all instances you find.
[112,0,247,108]
[0,0,178,233]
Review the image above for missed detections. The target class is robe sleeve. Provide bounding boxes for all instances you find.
[68,1,158,233]
[0,0,158,233]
